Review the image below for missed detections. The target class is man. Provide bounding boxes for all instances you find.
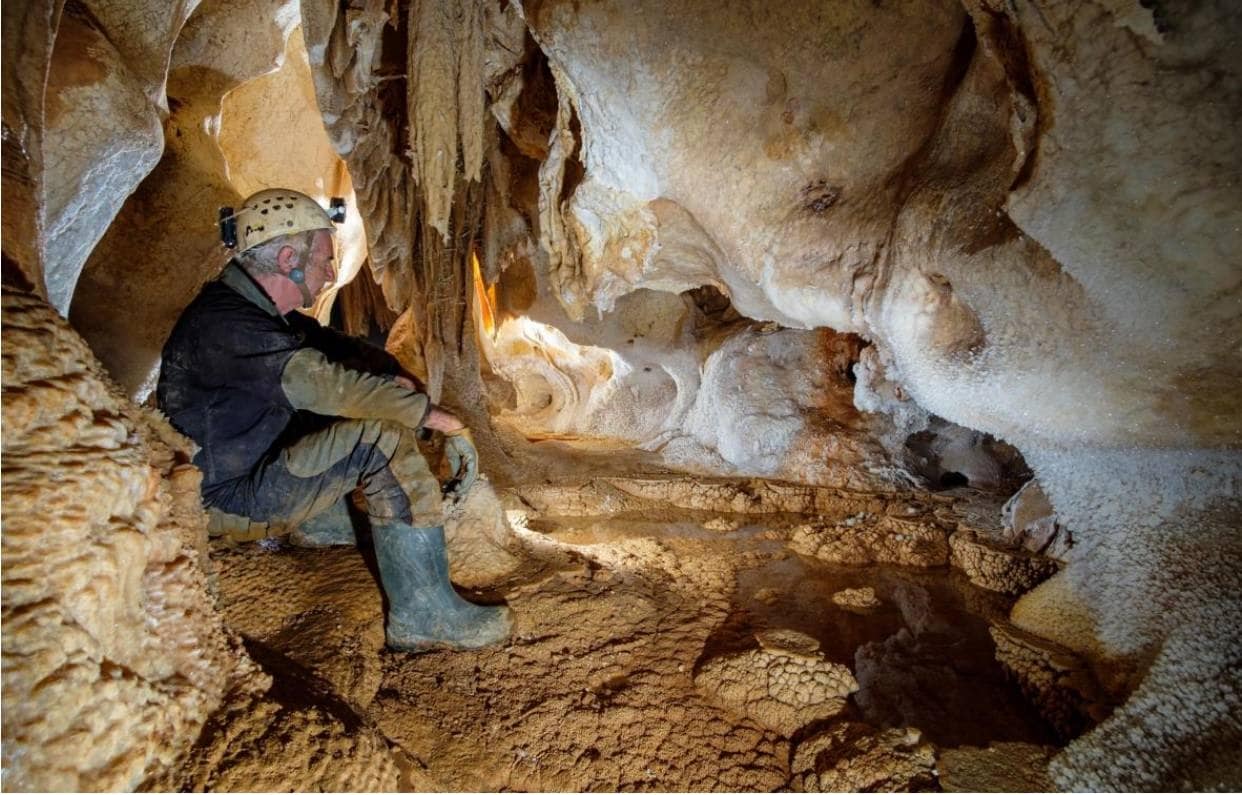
[157,188,511,653]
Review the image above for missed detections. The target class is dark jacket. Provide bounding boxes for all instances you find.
[157,263,412,503]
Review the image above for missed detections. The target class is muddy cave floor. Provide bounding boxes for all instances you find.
[196,462,1063,792]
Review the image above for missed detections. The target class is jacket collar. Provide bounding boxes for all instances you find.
[220,261,283,319]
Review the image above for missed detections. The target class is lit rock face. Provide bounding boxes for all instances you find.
[484,289,890,486]
[39,2,199,313]
[523,0,1241,448]
[521,0,1242,787]
[1,285,235,790]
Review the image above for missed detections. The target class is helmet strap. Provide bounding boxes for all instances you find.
[297,280,314,309]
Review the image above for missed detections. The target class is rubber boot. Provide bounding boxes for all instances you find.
[372,522,513,652]
[289,497,357,548]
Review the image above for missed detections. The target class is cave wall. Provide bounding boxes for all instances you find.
[1,285,236,790]
[515,0,1242,788]
[38,1,202,315]
[522,0,1241,450]
[2,0,1239,790]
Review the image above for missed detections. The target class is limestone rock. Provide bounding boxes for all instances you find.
[210,543,389,712]
[990,622,1110,740]
[156,674,403,792]
[1001,479,1072,561]
[444,478,526,588]
[790,722,936,793]
[832,586,881,612]
[1,0,63,300]
[949,528,1059,596]
[937,742,1055,792]
[789,515,949,568]
[694,630,857,736]
[1049,614,1242,792]
[1,285,236,790]
[512,475,919,519]
[1008,570,1131,693]
[42,10,165,313]
[660,327,895,489]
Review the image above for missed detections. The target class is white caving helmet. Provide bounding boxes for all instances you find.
[221,189,345,253]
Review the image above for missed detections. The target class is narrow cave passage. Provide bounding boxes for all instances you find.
[3,0,1240,793]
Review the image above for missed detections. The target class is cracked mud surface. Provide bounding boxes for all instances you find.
[204,479,1058,791]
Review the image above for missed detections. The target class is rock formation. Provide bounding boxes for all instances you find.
[2,0,1240,790]
[694,629,858,736]
[2,285,235,789]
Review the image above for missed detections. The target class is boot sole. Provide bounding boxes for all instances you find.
[386,628,512,654]
[385,633,506,650]
[288,532,356,549]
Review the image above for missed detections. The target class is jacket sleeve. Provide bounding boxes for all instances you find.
[280,347,431,429]
[290,313,407,378]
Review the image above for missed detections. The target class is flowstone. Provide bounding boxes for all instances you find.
[1,285,234,790]
[790,722,936,793]
[694,629,857,736]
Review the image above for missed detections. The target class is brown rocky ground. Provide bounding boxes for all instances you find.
[188,475,1063,791]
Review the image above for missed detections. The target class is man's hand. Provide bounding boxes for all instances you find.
[417,405,477,497]
[442,428,478,498]
[422,405,465,434]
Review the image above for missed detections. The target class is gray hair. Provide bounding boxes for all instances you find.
[235,231,316,276]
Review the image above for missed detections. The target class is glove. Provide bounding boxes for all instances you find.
[442,428,478,498]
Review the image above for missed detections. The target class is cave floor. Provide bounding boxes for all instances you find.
[198,476,1059,792]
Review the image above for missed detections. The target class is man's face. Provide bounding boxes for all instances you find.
[303,230,337,299]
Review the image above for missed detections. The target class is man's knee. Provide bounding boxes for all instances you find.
[362,421,442,524]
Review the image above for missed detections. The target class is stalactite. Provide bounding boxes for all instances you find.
[407,0,489,242]
[409,0,460,241]
[458,0,485,183]
[482,127,513,286]
[336,261,400,337]
[302,0,414,312]
[416,212,450,397]
[537,67,582,319]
